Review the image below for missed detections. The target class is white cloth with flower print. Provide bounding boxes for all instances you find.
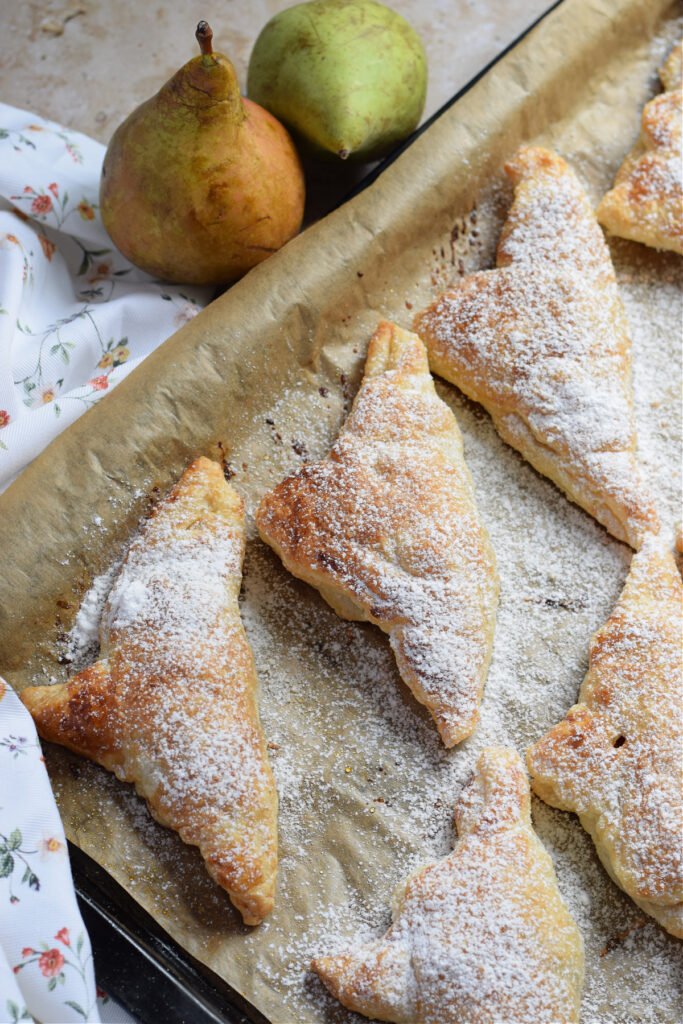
[0,101,200,1022]
[0,679,100,1023]
[0,100,211,492]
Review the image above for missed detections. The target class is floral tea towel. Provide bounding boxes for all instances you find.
[0,679,100,1023]
[0,101,210,492]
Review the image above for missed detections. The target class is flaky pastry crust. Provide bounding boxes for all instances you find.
[256,321,498,746]
[597,40,683,254]
[312,747,584,1023]
[527,535,683,938]
[414,146,659,549]
[21,457,278,926]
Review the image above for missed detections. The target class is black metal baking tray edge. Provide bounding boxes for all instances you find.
[70,3,565,1021]
[72,843,269,1024]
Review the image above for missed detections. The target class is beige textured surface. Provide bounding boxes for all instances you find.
[0,1,553,141]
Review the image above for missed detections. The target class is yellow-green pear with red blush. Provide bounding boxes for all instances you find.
[100,22,305,285]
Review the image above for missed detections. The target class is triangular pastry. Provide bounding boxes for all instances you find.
[256,321,498,747]
[597,40,683,254]
[527,534,683,938]
[414,146,659,550]
[312,747,584,1024]
[21,457,278,926]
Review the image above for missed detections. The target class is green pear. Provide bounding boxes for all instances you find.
[100,22,305,285]
[247,0,427,162]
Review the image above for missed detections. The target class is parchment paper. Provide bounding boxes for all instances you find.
[1,0,681,1020]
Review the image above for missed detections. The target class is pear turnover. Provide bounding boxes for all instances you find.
[597,40,683,254]
[256,321,498,747]
[21,458,278,926]
[527,535,683,939]
[414,147,659,550]
[312,747,584,1024]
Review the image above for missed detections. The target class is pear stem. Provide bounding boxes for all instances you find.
[196,21,213,56]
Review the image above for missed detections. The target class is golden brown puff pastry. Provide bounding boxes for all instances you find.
[597,40,683,254]
[414,147,659,550]
[21,457,278,926]
[659,39,683,92]
[256,321,498,747]
[527,534,683,938]
[312,747,584,1024]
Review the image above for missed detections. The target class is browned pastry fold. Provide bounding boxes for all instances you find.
[256,321,498,747]
[527,534,683,938]
[312,746,584,1024]
[21,457,278,926]
[597,39,683,254]
[414,146,659,550]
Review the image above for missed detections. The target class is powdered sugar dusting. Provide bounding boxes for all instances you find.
[222,497,682,1022]
[311,748,583,1023]
[414,148,659,550]
[59,237,683,1023]
[597,37,683,254]
[55,26,683,1023]
[56,467,278,924]
[97,495,275,834]
[256,324,498,747]
[528,535,683,936]
[66,562,120,670]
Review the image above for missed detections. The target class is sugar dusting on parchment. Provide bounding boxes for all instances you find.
[61,249,683,1023]
[61,234,683,1024]
[66,562,119,670]
[310,748,584,1023]
[239,200,679,1020]
[255,331,499,749]
[62,45,683,1024]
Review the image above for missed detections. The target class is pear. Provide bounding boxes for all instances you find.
[247,0,427,162]
[100,22,305,285]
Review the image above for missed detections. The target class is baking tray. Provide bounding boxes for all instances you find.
[67,9,566,1018]
[64,7,566,1020]
[2,0,679,1019]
